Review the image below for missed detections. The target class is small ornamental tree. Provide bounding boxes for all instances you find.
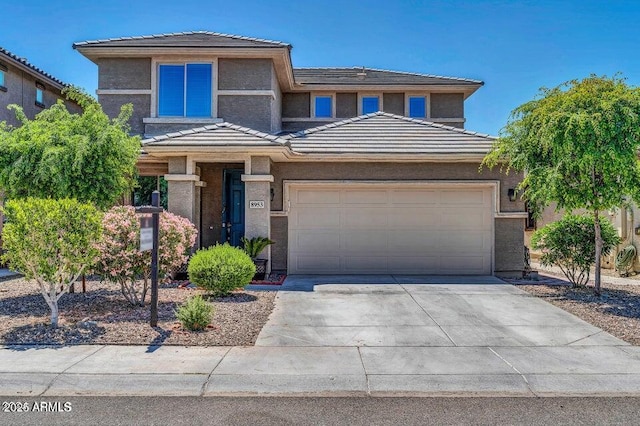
[95,206,197,306]
[531,215,620,287]
[1,198,102,327]
[483,75,640,294]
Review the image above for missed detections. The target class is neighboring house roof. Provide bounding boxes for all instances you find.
[0,47,67,89]
[73,31,291,49]
[142,122,287,147]
[285,112,495,155]
[293,67,483,86]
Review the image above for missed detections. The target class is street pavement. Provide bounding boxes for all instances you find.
[1,276,639,397]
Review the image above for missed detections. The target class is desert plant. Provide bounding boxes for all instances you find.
[95,206,197,306]
[175,294,214,331]
[1,198,102,327]
[241,236,275,259]
[531,214,620,287]
[188,243,256,297]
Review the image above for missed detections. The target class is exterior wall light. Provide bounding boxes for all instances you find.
[508,188,517,202]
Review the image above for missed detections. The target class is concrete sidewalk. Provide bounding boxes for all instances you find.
[2,343,640,397]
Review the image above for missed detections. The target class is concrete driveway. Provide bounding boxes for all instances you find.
[256,275,626,347]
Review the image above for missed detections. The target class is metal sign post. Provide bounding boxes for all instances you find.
[135,191,163,327]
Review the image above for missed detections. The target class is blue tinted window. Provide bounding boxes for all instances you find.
[0,70,4,87]
[314,96,332,118]
[409,96,426,118]
[186,64,212,117]
[362,96,379,114]
[36,87,44,105]
[158,65,185,116]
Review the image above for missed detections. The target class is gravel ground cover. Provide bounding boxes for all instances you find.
[514,279,640,345]
[0,277,275,346]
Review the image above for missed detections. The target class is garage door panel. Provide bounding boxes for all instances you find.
[295,232,340,253]
[297,189,341,204]
[288,185,493,275]
[343,209,388,227]
[390,190,439,205]
[343,231,389,253]
[439,210,489,228]
[343,190,388,204]
[440,190,486,205]
[389,209,440,228]
[293,208,340,228]
[389,230,440,252]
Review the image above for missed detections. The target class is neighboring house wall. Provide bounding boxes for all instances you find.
[0,60,80,127]
[269,161,525,273]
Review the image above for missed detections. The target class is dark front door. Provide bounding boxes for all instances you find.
[222,169,245,246]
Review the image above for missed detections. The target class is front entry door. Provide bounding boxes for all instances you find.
[222,169,245,246]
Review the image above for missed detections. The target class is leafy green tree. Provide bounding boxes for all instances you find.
[1,198,102,327]
[531,215,620,287]
[483,75,640,294]
[0,87,140,209]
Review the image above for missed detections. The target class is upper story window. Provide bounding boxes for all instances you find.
[0,63,6,90]
[158,63,212,117]
[35,82,45,107]
[361,96,380,114]
[408,96,427,118]
[313,95,333,118]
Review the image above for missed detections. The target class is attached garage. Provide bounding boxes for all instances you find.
[287,182,494,275]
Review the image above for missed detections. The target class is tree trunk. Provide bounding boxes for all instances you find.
[594,210,602,296]
[50,302,59,328]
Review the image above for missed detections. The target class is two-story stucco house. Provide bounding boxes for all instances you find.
[0,47,82,127]
[74,31,527,277]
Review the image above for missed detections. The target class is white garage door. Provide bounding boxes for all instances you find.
[288,184,493,275]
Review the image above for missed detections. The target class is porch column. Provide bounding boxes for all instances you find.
[165,157,206,248]
[242,156,273,272]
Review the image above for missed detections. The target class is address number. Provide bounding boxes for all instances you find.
[249,200,265,209]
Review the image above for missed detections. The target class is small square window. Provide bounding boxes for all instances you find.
[314,96,332,118]
[362,96,379,114]
[409,96,426,118]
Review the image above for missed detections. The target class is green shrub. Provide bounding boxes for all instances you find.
[531,214,620,287]
[187,243,256,297]
[175,294,214,331]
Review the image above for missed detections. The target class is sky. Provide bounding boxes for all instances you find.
[1,0,639,136]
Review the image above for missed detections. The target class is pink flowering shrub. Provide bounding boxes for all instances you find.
[94,206,197,306]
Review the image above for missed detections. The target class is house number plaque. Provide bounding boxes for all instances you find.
[249,200,265,209]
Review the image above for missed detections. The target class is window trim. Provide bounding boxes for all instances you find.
[357,93,383,115]
[310,92,335,118]
[0,63,6,91]
[405,93,429,119]
[151,57,218,119]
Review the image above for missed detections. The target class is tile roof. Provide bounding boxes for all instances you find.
[0,47,67,88]
[73,31,291,49]
[285,112,495,155]
[142,122,288,147]
[293,67,482,86]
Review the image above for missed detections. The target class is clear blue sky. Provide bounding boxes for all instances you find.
[2,0,639,135]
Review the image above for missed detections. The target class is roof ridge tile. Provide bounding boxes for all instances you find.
[73,30,290,48]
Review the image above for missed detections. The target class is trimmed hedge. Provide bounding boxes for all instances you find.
[187,243,256,297]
